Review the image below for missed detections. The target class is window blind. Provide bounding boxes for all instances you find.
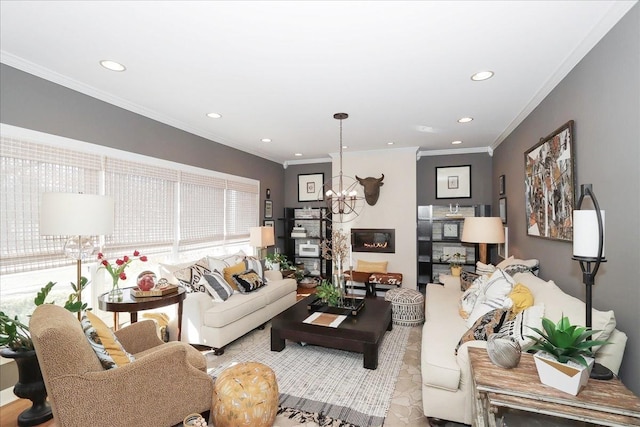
[179,172,225,250]
[225,180,259,240]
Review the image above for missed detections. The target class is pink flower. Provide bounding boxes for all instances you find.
[115,259,124,266]
[140,256,148,262]
[119,272,127,280]
[97,253,104,259]
[102,260,109,266]
[133,250,140,256]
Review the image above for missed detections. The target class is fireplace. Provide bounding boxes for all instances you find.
[351,228,395,253]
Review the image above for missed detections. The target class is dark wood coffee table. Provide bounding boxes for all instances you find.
[271,295,392,369]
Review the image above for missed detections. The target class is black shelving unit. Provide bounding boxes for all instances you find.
[278,207,332,278]
[417,204,490,292]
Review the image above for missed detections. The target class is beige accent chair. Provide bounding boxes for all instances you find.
[30,304,213,427]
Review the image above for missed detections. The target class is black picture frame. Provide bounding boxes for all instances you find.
[263,219,275,227]
[264,200,273,219]
[499,197,507,224]
[499,175,505,195]
[436,165,471,199]
[442,221,460,240]
[524,120,575,241]
[298,173,324,202]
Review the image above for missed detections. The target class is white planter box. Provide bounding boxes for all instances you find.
[533,351,594,396]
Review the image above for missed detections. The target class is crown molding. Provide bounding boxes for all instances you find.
[417,146,492,159]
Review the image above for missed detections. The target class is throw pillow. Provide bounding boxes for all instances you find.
[173,257,211,292]
[456,309,509,354]
[466,296,513,328]
[81,311,135,370]
[201,272,234,302]
[356,259,388,273]
[207,251,247,274]
[232,269,266,293]
[244,256,265,281]
[496,257,540,276]
[459,282,482,319]
[508,283,534,317]
[475,261,496,276]
[460,270,480,291]
[223,262,247,291]
[499,304,545,351]
[158,259,200,285]
[478,269,516,300]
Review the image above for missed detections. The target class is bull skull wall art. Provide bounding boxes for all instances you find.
[356,174,384,206]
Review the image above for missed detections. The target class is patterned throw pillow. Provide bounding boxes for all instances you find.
[496,257,540,276]
[173,257,211,292]
[456,309,508,354]
[201,272,234,302]
[499,304,545,351]
[224,262,247,291]
[460,270,480,291]
[81,311,135,370]
[244,256,265,282]
[232,269,266,293]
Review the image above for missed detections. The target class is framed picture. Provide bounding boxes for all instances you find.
[498,227,509,259]
[499,175,505,195]
[524,120,575,241]
[436,165,471,199]
[499,197,507,224]
[263,219,275,227]
[298,173,324,202]
[264,200,273,219]
[442,221,460,240]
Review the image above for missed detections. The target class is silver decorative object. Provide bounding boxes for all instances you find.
[486,333,521,369]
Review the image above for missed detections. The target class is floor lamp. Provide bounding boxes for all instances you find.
[250,226,275,260]
[572,184,613,380]
[461,217,505,265]
[40,193,114,319]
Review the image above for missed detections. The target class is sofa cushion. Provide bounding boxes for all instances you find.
[499,304,545,351]
[223,262,247,291]
[243,256,265,281]
[457,309,509,353]
[207,251,246,273]
[201,272,234,302]
[203,292,268,328]
[460,270,480,291]
[159,259,200,285]
[233,269,266,293]
[259,277,297,305]
[497,256,539,276]
[173,257,212,292]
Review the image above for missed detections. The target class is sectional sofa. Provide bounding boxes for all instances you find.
[421,264,628,425]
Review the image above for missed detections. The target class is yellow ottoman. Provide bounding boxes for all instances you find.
[211,362,279,427]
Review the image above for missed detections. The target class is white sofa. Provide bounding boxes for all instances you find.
[180,269,297,353]
[421,271,628,425]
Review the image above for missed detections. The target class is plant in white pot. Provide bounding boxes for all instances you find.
[527,315,608,396]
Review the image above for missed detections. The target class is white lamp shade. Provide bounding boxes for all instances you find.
[40,193,114,236]
[573,210,605,257]
[461,217,505,244]
[250,226,275,248]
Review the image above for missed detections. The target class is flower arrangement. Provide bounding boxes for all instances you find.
[98,250,147,292]
[321,229,350,271]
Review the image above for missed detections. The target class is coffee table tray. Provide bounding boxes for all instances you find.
[306,295,365,316]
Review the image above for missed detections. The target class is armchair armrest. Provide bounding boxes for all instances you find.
[114,319,164,353]
[265,270,283,281]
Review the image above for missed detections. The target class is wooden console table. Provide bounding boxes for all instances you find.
[468,347,640,426]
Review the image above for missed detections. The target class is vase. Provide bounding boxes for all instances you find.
[451,266,462,277]
[0,348,53,427]
[533,351,594,395]
[108,276,123,301]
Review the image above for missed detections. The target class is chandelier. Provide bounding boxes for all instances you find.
[323,113,364,223]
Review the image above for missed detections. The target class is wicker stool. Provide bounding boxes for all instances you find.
[211,362,279,427]
[384,288,425,326]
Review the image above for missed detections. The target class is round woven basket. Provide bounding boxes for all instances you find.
[298,278,319,289]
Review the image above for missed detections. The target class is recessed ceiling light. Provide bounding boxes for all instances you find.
[452,140,463,145]
[471,71,494,81]
[457,117,473,123]
[261,138,272,143]
[294,153,303,157]
[206,112,222,119]
[342,145,348,149]
[387,142,395,146]
[99,60,126,72]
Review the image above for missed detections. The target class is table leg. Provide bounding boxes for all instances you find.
[271,329,285,351]
[363,343,378,370]
[130,312,138,323]
[177,300,183,341]
[113,313,119,331]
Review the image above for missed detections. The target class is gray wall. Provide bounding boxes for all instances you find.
[0,64,285,225]
[493,4,639,394]
[416,153,493,206]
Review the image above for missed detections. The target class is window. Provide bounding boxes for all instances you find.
[0,125,259,321]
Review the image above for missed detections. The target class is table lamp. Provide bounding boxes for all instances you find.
[250,226,275,259]
[461,217,505,265]
[40,193,114,318]
[572,184,612,380]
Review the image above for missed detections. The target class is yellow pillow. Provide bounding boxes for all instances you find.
[82,311,134,369]
[356,259,388,273]
[223,262,247,290]
[508,283,534,318]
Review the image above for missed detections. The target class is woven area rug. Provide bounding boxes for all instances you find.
[208,324,411,427]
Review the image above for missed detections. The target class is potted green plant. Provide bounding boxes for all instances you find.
[0,278,89,426]
[527,315,608,395]
[265,252,293,272]
[315,280,342,307]
[445,252,465,277]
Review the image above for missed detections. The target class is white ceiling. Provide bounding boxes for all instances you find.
[0,1,636,165]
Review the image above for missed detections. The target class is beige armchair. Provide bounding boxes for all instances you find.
[30,304,213,427]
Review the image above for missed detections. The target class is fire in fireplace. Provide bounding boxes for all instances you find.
[351,228,395,253]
